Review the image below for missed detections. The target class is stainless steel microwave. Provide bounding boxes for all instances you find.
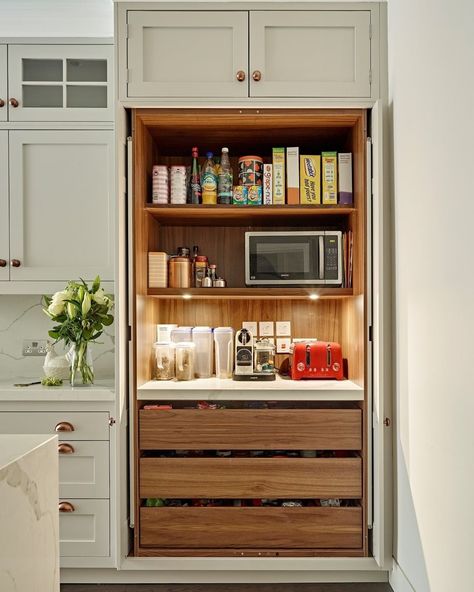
[245,231,343,286]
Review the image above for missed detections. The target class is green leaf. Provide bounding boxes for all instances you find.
[102,314,114,326]
[90,331,103,341]
[48,330,60,340]
[91,276,101,293]
[42,295,52,307]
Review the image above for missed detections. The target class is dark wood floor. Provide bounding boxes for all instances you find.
[61,584,392,592]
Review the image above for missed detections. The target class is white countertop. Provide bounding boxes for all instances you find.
[138,375,364,401]
[0,434,58,471]
[0,379,115,401]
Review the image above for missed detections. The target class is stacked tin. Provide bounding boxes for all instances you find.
[152,165,169,204]
[170,165,187,204]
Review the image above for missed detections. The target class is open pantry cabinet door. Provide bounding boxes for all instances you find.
[370,100,393,567]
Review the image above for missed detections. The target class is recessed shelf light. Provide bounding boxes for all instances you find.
[182,294,192,300]
[309,293,320,301]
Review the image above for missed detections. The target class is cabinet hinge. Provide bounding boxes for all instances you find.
[126,69,130,84]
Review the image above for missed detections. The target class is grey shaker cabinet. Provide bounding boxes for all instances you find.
[0,45,6,121]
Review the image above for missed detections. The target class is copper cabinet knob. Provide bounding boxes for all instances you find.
[252,70,262,82]
[58,442,75,454]
[9,98,19,107]
[0,259,6,267]
[11,259,21,267]
[0,99,5,108]
[236,70,246,82]
[58,501,75,513]
[54,421,75,433]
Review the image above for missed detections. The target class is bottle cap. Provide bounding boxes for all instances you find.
[222,147,229,153]
[192,146,198,155]
[206,151,213,158]
[209,264,217,269]
[195,256,208,262]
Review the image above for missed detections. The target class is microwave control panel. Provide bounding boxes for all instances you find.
[324,236,340,280]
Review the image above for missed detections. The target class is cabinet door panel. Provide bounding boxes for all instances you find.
[0,411,110,440]
[9,130,114,281]
[0,46,7,121]
[59,441,109,498]
[0,131,8,280]
[59,499,109,557]
[127,11,248,98]
[8,45,113,122]
[250,11,371,98]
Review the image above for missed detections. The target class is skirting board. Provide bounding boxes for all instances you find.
[61,569,389,584]
[390,560,416,592]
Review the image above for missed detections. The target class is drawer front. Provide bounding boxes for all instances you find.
[0,412,109,440]
[59,499,109,557]
[59,441,109,498]
[140,506,362,549]
[140,408,362,451]
[140,457,362,499]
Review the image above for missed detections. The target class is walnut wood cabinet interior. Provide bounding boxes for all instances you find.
[131,108,368,558]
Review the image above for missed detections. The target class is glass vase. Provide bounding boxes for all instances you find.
[68,342,94,386]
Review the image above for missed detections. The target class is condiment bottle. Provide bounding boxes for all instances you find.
[218,147,233,204]
[188,147,202,204]
[201,152,217,204]
[194,255,208,287]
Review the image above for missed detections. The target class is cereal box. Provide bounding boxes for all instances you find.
[338,153,353,205]
[272,147,285,204]
[286,147,300,205]
[299,155,321,204]
[322,151,338,205]
[232,185,248,205]
[263,164,272,204]
[247,185,263,206]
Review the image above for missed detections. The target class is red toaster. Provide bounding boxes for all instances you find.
[290,341,344,380]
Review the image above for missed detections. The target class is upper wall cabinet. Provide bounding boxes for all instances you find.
[122,9,375,100]
[127,11,248,98]
[249,11,371,98]
[8,45,113,121]
[0,46,7,121]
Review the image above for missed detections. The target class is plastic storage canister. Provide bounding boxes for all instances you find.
[156,324,178,342]
[171,327,193,343]
[154,342,175,380]
[192,327,214,378]
[175,342,195,381]
[213,327,234,379]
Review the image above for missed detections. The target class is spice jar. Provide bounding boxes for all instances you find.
[153,342,175,380]
[193,256,208,288]
[175,342,196,381]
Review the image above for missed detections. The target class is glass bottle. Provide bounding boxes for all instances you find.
[188,146,202,204]
[201,152,217,204]
[218,147,233,204]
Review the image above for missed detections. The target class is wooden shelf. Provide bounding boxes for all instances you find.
[147,287,353,299]
[145,204,355,226]
[137,376,364,401]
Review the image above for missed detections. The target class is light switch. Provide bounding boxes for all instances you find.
[276,337,291,354]
[242,321,258,337]
[259,321,274,337]
[276,321,291,336]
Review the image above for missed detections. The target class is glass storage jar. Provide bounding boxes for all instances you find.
[254,339,276,375]
[175,342,196,381]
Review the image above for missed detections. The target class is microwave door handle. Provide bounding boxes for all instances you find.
[319,236,325,280]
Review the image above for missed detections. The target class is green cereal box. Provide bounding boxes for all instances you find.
[272,147,286,204]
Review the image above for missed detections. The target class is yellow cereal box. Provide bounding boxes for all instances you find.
[299,155,321,204]
[272,147,285,204]
[322,151,338,205]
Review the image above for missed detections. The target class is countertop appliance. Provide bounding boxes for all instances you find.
[245,230,342,286]
[290,341,344,380]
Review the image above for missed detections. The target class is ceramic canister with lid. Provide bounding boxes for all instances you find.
[192,326,214,378]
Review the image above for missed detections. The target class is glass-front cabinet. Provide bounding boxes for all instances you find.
[8,45,113,121]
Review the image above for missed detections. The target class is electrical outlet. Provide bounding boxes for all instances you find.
[276,337,291,354]
[276,321,292,336]
[23,339,48,357]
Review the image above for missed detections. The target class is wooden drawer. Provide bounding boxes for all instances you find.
[140,457,362,499]
[0,411,109,440]
[59,499,109,557]
[59,441,109,498]
[140,506,362,549]
[139,408,362,450]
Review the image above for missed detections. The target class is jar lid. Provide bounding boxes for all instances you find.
[192,326,212,333]
[214,327,234,333]
[172,327,192,333]
[238,155,263,161]
[195,256,208,262]
[175,341,196,348]
[154,341,176,347]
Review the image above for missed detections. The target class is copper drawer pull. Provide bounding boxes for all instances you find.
[9,98,19,108]
[55,421,75,433]
[0,99,5,108]
[58,442,75,454]
[0,259,6,267]
[58,501,75,513]
[11,259,21,267]
[252,70,262,82]
[236,70,246,82]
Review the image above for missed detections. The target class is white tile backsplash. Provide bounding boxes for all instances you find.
[0,295,114,380]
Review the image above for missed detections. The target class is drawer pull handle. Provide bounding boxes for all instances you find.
[0,99,5,108]
[58,501,75,513]
[55,421,75,433]
[252,70,262,82]
[236,70,246,82]
[9,98,19,108]
[0,259,6,267]
[11,259,21,267]
[58,442,75,454]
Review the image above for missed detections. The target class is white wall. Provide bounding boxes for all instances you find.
[389,1,474,591]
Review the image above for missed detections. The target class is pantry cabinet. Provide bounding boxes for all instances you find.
[7,45,113,122]
[249,11,371,98]
[8,130,114,282]
[0,131,8,281]
[0,45,7,121]
[127,11,248,98]
[121,7,377,101]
